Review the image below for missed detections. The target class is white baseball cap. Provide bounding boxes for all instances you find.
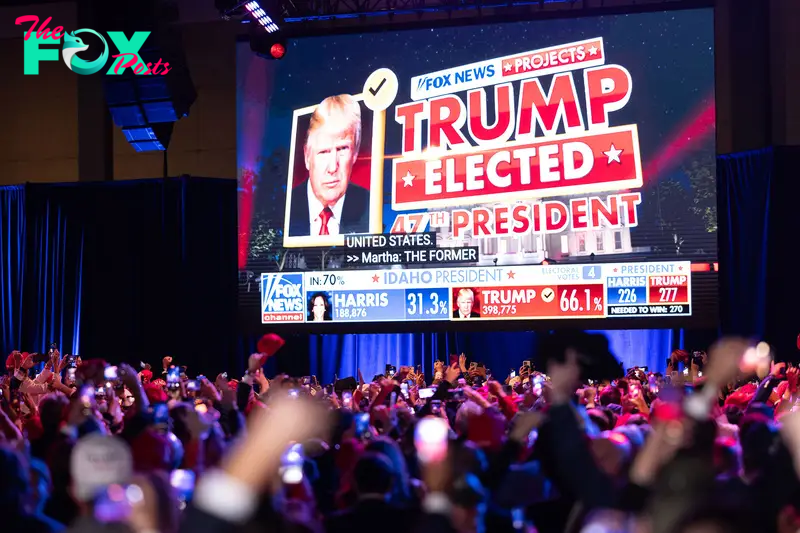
[70,434,133,501]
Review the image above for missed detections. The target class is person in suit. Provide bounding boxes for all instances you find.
[288,94,370,237]
[453,288,480,319]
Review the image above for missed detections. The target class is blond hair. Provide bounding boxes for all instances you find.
[305,94,362,156]
[456,288,474,300]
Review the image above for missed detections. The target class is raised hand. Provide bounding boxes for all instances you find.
[444,362,461,384]
[200,377,222,403]
[787,366,798,394]
[248,353,264,373]
[223,395,330,491]
[487,379,504,398]
[629,419,688,486]
[706,337,751,385]
[118,363,140,389]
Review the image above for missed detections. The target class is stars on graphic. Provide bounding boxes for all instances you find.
[372,275,379,283]
[507,270,516,280]
[503,61,513,73]
[678,265,683,271]
[588,45,599,56]
[603,144,623,164]
[401,170,415,188]
[613,267,619,273]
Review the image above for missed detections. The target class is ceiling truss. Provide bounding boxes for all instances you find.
[276,0,709,26]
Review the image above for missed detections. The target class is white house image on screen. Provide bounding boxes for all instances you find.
[431,196,633,266]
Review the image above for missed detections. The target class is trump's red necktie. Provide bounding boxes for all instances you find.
[319,207,334,236]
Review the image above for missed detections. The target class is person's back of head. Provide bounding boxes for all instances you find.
[365,437,411,502]
[455,400,484,436]
[38,392,69,432]
[745,401,774,421]
[722,404,743,426]
[674,505,755,533]
[713,437,742,479]
[740,418,777,480]
[450,473,488,533]
[0,445,29,513]
[352,452,394,498]
[29,458,53,515]
[449,439,489,480]
[365,437,408,480]
[587,407,613,431]
[133,472,180,533]
[599,385,621,406]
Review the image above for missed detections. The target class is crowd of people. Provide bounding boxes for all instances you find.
[1,332,799,533]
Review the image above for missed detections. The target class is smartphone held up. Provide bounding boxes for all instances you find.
[415,417,449,463]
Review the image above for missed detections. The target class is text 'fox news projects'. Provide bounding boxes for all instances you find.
[260,37,694,325]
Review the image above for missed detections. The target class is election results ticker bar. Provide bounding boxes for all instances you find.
[260,261,692,324]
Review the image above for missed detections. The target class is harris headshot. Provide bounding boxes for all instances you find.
[308,292,333,322]
[287,94,370,239]
[453,288,480,319]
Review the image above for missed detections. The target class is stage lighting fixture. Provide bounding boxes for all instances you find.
[250,29,288,61]
[270,42,286,59]
[215,0,282,33]
[244,1,281,33]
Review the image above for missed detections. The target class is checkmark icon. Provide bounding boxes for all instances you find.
[369,78,387,96]
[541,288,555,303]
[362,68,398,112]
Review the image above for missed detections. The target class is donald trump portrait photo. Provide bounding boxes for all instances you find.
[286,94,371,240]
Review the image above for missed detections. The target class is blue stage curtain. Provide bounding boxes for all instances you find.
[1,179,236,372]
[0,185,84,356]
[718,148,772,339]
[35,178,239,373]
[310,333,448,383]
[308,329,674,385]
[24,190,84,355]
[0,186,27,353]
[587,329,674,374]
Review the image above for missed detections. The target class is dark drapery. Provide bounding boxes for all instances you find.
[0,186,27,352]
[764,147,800,362]
[0,179,237,374]
[717,148,772,339]
[49,178,238,374]
[1,185,84,355]
[718,146,800,362]
[24,186,85,355]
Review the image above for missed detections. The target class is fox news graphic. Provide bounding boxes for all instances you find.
[239,9,717,329]
[261,274,305,322]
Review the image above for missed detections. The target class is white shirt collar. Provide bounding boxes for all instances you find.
[307,180,346,223]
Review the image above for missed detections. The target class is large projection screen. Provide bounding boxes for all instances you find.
[237,9,717,331]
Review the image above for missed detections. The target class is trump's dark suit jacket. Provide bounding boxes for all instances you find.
[287,182,370,237]
[453,310,481,318]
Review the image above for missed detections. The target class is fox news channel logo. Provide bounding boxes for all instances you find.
[411,63,496,100]
[261,273,304,323]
